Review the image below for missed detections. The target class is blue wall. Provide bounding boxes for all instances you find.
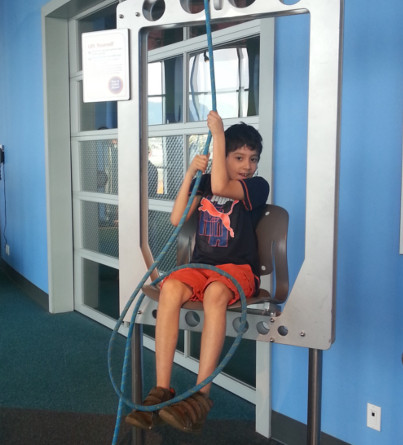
[0,0,48,291]
[273,3,403,445]
[0,1,402,444]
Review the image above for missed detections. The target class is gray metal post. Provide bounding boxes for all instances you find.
[307,348,323,445]
[130,323,144,445]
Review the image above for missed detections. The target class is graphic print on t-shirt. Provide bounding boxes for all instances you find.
[198,197,239,247]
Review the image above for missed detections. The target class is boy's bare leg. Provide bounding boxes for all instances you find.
[196,281,233,395]
[157,281,229,432]
[155,279,192,389]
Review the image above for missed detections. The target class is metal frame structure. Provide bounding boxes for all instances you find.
[115,1,343,444]
[117,0,344,350]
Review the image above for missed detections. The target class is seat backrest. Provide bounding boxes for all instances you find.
[255,204,289,303]
[176,203,289,304]
[176,211,197,267]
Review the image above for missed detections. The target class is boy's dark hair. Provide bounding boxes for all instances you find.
[224,122,263,157]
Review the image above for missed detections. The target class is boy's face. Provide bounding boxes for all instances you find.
[226,145,259,180]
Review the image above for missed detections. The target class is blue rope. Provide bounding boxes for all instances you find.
[109,1,248,443]
[205,0,216,113]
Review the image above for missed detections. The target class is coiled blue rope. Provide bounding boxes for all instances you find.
[109,1,248,443]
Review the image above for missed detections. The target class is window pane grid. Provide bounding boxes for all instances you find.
[148,135,184,200]
[81,200,119,258]
[79,139,118,195]
[148,210,177,274]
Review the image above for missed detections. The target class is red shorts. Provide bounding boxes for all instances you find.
[162,263,258,306]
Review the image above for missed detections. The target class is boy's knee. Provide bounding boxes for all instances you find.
[207,280,232,295]
[203,281,233,307]
[159,279,191,306]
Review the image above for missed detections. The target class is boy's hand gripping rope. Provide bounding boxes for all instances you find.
[109,1,248,443]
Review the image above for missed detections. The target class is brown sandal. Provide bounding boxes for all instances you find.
[125,386,175,430]
[158,391,213,433]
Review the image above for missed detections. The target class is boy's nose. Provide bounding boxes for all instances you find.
[244,160,252,170]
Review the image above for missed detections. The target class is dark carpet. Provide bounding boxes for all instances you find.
[0,263,283,445]
[0,407,284,445]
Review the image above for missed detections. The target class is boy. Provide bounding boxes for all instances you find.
[126,111,269,432]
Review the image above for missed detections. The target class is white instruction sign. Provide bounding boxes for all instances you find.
[82,29,130,102]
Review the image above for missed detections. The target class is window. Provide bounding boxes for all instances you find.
[70,3,120,321]
[189,37,259,120]
[145,21,263,387]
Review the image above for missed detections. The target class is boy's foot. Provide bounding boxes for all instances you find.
[125,386,175,430]
[158,391,213,433]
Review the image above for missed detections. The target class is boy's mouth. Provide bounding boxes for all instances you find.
[239,173,250,179]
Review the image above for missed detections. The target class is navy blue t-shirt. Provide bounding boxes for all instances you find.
[190,174,270,278]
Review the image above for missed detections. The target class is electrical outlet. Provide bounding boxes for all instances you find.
[367,403,381,431]
[5,244,10,256]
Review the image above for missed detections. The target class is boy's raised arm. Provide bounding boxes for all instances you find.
[207,111,245,200]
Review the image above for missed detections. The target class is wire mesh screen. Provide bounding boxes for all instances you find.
[146,133,211,271]
[188,134,211,167]
[148,136,184,200]
[80,139,118,195]
[82,201,119,258]
[148,210,177,273]
[147,135,184,272]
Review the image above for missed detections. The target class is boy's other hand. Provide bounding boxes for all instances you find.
[189,154,210,177]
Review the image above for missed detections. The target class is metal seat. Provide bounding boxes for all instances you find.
[142,204,289,312]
